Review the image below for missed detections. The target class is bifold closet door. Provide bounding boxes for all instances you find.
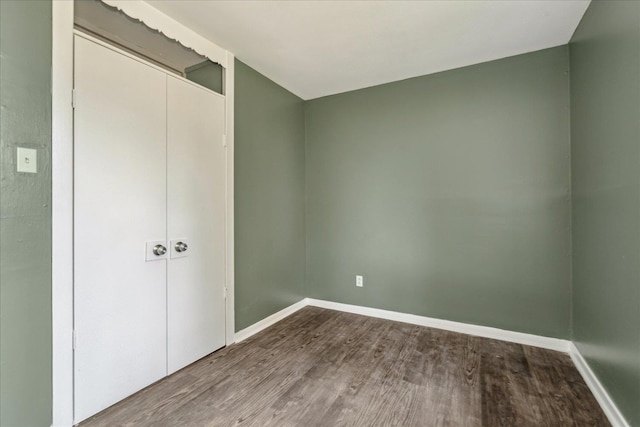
[167,76,226,373]
[73,35,168,422]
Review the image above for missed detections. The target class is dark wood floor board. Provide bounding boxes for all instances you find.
[479,338,547,426]
[207,311,367,414]
[79,307,611,427]
[317,319,406,426]
[354,323,428,426]
[152,311,376,427]
[189,307,339,380]
[481,341,548,425]
[234,314,388,426]
[431,332,484,426]
[407,330,482,426]
[190,309,344,389]
[523,345,607,427]
[304,321,416,426]
[79,373,199,427]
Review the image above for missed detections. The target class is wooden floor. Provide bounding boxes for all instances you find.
[79,307,610,427]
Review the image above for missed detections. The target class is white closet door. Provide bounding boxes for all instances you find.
[167,76,226,373]
[73,35,168,423]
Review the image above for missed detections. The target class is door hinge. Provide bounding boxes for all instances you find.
[224,287,227,299]
[72,89,77,109]
[222,135,227,148]
[72,330,77,350]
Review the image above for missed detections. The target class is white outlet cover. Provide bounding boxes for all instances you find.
[356,275,364,287]
[17,147,37,173]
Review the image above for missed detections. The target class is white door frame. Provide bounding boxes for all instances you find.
[51,2,235,425]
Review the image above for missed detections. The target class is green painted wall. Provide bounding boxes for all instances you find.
[234,59,306,331]
[0,1,53,426]
[305,47,571,339]
[185,60,223,95]
[570,1,640,425]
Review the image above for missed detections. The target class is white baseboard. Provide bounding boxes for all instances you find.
[235,297,570,352]
[306,298,571,353]
[234,298,308,343]
[569,343,630,427]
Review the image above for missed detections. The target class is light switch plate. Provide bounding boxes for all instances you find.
[17,147,37,173]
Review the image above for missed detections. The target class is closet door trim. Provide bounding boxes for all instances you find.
[50,10,235,422]
[70,30,234,352]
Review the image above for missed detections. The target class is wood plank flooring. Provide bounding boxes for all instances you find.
[79,307,610,427]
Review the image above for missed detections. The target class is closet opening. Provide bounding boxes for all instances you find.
[74,0,224,95]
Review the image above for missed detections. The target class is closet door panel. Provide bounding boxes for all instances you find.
[167,76,226,373]
[73,36,168,422]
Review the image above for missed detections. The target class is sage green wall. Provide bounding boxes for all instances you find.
[185,61,223,95]
[305,47,571,338]
[0,1,53,426]
[570,1,640,424]
[234,59,306,331]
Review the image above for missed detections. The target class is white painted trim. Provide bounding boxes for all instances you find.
[234,299,308,343]
[569,343,630,427]
[51,1,75,426]
[101,0,227,68]
[224,52,236,344]
[51,2,235,424]
[235,298,570,353]
[306,299,571,353]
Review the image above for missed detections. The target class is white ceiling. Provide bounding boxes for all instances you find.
[146,0,590,100]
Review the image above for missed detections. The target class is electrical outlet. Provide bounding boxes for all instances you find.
[356,275,364,287]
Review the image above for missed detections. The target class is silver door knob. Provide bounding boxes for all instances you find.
[175,241,188,253]
[153,244,167,256]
